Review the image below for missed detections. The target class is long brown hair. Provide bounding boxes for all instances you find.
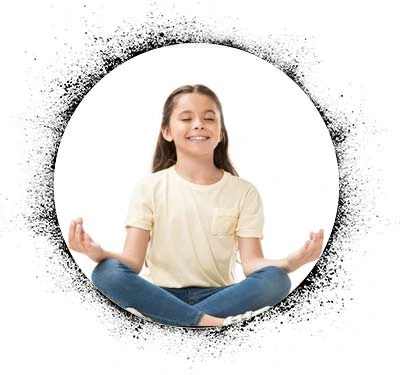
[151,84,239,176]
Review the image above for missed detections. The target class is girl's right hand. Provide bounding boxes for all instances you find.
[68,217,105,263]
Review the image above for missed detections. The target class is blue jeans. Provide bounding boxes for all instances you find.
[91,259,291,327]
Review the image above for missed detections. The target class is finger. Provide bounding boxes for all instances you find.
[79,218,88,237]
[313,230,323,255]
[81,225,93,249]
[68,219,76,249]
[318,229,324,246]
[80,222,86,237]
[314,229,323,241]
[83,230,93,244]
[83,232,91,250]
[75,222,84,249]
[309,231,315,240]
[314,229,321,241]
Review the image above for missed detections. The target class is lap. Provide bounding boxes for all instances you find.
[91,260,290,322]
[161,285,230,305]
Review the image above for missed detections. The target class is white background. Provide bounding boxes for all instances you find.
[1,1,399,374]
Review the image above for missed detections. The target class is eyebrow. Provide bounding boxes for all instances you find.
[178,110,217,115]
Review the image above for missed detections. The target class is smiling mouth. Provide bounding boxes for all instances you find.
[187,137,210,142]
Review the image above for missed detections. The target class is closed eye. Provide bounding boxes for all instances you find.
[181,118,215,122]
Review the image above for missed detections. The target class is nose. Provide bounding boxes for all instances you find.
[192,117,205,129]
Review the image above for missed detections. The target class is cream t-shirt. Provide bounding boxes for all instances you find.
[125,165,264,288]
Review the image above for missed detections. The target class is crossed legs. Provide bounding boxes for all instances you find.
[91,259,291,327]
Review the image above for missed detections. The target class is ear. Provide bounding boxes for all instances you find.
[161,127,173,142]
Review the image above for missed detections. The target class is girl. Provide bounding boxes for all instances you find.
[68,84,324,328]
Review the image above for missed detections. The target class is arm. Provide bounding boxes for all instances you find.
[102,226,150,273]
[68,217,150,274]
[238,236,288,277]
[238,229,324,276]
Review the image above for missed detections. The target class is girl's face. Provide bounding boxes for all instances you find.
[162,93,223,159]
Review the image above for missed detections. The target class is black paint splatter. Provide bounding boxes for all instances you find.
[22,7,380,362]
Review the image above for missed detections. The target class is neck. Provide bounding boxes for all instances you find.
[174,155,223,185]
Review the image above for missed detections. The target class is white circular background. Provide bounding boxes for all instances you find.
[54,43,339,293]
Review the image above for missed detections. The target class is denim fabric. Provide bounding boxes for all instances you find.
[91,259,291,327]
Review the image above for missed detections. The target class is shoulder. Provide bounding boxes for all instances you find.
[135,168,170,185]
[226,172,260,195]
[132,168,171,196]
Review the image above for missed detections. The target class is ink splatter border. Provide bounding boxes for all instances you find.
[21,8,381,362]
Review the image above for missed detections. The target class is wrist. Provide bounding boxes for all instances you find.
[94,247,106,263]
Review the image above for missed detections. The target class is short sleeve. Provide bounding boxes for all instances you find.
[124,178,154,231]
[235,184,264,239]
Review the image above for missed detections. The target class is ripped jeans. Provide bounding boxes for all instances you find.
[91,259,291,327]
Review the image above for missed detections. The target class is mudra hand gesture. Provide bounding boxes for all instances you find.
[284,229,324,272]
[68,217,105,263]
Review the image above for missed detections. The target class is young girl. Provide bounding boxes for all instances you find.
[68,84,324,328]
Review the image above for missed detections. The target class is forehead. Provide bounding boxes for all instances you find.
[173,93,219,114]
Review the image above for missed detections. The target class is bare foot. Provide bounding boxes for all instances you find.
[284,229,324,273]
[198,314,225,327]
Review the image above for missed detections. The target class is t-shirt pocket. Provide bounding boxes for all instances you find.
[211,208,238,236]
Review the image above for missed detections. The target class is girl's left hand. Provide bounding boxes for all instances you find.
[285,229,324,272]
